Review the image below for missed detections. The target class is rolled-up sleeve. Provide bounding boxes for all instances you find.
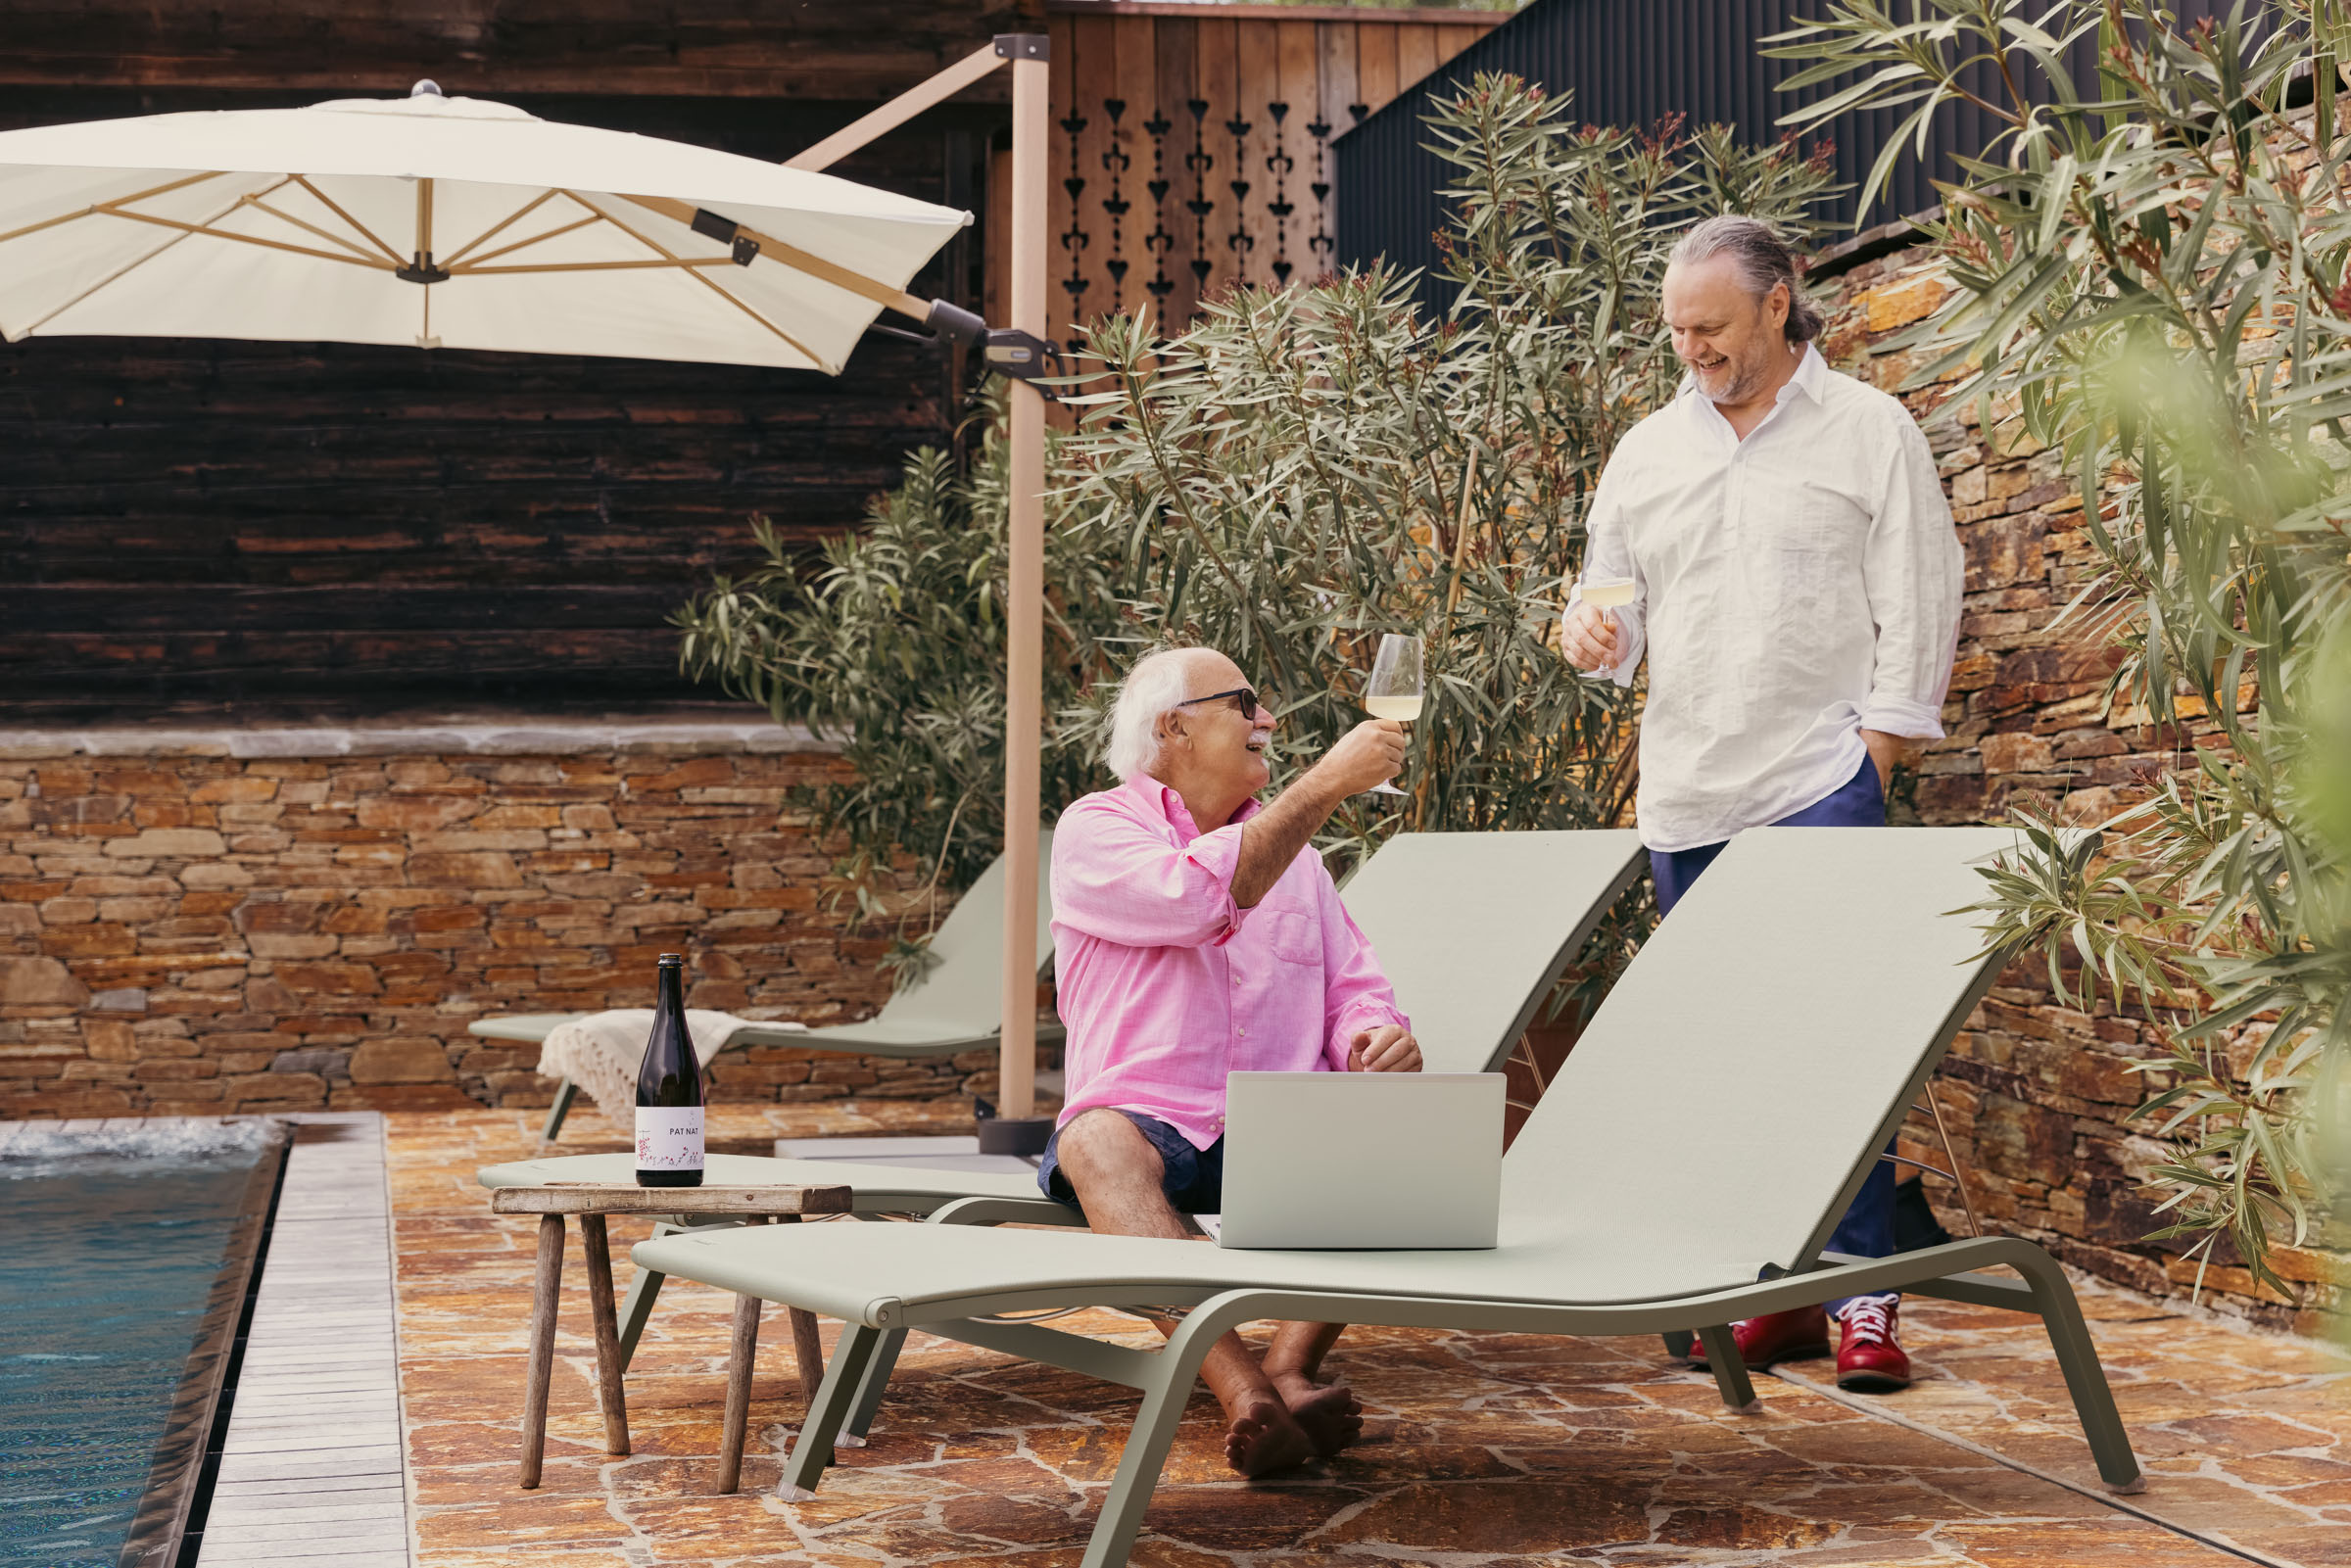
[1319,887,1409,1069]
[1859,419,1963,738]
[1049,794,1253,950]
[1568,459,1648,687]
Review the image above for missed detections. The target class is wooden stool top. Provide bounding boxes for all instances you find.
[490,1181,853,1216]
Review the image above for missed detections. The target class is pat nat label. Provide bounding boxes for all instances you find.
[635,1107,705,1171]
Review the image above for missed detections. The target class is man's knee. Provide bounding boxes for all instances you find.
[1057,1110,1163,1191]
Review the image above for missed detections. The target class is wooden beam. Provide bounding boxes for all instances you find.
[786,42,1007,171]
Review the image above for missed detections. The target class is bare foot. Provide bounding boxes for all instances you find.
[1223,1394,1316,1477]
[1271,1372,1363,1457]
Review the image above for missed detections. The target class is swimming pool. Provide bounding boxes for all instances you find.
[0,1121,284,1568]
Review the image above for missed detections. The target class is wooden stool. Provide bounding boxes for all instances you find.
[490,1181,852,1492]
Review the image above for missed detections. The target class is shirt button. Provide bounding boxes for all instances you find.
[1236,1026,1247,1037]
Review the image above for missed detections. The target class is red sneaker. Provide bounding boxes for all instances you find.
[1835,1298,1911,1392]
[1686,1306,1830,1371]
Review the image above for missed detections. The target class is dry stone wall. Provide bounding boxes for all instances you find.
[0,718,1016,1120]
[1818,244,2338,1332]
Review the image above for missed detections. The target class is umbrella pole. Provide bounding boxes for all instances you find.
[995,45,1050,1135]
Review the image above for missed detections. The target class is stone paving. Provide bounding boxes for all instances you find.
[389,1107,2351,1567]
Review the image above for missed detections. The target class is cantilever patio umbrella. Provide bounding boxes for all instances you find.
[0,81,971,368]
[0,47,1059,1137]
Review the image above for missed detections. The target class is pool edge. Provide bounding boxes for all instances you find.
[119,1121,294,1568]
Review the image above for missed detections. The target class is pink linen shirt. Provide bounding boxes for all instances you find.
[1049,773,1411,1151]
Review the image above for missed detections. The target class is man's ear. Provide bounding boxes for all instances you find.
[1766,281,1791,333]
[1157,709,1187,754]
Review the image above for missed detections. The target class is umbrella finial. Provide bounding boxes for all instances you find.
[409,79,443,98]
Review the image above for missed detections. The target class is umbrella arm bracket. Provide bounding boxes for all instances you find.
[396,257,450,284]
[984,328,1065,397]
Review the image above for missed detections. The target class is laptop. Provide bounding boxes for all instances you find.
[1211,1071,1504,1250]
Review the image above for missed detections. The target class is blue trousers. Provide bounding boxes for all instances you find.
[1652,755,1895,1318]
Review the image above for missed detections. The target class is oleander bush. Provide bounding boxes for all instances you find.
[1773,0,2351,1292]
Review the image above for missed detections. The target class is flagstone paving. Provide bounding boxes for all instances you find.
[387,1107,2349,1567]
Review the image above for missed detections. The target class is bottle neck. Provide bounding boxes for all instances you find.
[656,965,684,1011]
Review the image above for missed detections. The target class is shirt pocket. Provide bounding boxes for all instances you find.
[1263,907,1321,967]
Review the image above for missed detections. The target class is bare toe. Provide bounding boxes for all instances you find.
[1283,1379,1364,1457]
[1223,1398,1315,1477]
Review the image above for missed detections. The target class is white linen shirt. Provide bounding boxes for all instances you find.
[1572,345,1962,852]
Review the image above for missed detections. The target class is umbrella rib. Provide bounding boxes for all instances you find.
[239,193,386,263]
[290,175,405,263]
[0,170,235,248]
[438,189,569,268]
[454,214,602,269]
[461,257,739,275]
[615,192,926,317]
[95,208,395,269]
[564,192,828,367]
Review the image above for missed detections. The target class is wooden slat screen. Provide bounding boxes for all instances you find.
[1042,4,1500,335]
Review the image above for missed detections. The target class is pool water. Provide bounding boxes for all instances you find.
[0,1142,272,1568]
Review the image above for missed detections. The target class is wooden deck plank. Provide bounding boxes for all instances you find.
[196,1114,409,1568]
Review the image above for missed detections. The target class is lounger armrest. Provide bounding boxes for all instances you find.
[927,1194,1087,1228]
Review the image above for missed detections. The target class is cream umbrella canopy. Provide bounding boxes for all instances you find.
[0,81,975,370]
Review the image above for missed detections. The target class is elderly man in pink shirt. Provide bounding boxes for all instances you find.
[1040,644,1420,1477]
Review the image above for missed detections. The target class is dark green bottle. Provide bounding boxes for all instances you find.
[634,954,704,1187]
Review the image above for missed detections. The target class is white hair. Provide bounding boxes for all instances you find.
[1104,647,1210,782]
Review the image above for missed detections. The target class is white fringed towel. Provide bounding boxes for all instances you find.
[535,1009,794,1128]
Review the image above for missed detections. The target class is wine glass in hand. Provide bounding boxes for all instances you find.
[1570,574,1636,677]
[1362,633,1422,797]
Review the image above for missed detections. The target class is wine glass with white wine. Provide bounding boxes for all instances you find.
[1362,633,1422,797]
[1574,574,1636,676]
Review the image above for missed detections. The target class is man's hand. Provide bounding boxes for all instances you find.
[1559,599,1620,673]
[1311,720,1407,797]
[1860,729,1909,792]
[1348,1025,1421,1073]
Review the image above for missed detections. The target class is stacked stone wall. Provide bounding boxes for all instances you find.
[1820,246,2339,1332]
[0,721,1019,1119]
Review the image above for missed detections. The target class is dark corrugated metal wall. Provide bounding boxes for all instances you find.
[1336,0,2236,309]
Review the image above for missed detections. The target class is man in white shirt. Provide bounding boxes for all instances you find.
[1560,214,1962,1395]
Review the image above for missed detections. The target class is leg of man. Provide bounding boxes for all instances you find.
[1047,1110,1360,1474]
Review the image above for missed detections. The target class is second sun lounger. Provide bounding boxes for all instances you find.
[634,826,2144,1567]
[474,833,1063,1142]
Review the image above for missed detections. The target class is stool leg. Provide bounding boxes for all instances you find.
[520,1212,564,1488]
[580,1214,630,1455]
[717,1291,762,1495]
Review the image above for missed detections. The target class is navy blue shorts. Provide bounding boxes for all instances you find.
[1037,1109,1225,1214]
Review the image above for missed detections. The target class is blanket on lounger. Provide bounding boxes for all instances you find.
[535,1010,803,1127]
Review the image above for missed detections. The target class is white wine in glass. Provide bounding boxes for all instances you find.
[1579,575,1636,609]
[1574,575,1636,678]
[1362,633,1422,796]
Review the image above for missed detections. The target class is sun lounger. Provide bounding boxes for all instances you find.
[477,829,1647,1375]
[472,833,1063,1142]
[633,826,2144,1566]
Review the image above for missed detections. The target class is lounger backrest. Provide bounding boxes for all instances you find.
[876,829,1057,1027]
[1339,831,1645,1076]
[1502,826,2014,1283]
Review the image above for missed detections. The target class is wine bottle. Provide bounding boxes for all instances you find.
[634,953,704,1188]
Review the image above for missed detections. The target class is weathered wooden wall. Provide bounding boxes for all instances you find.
[1042,2,1499,332]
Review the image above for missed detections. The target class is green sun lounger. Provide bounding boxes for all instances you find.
[472,833,1064,1142]
[478,828,1648,1375]
[634,826,2143,1567]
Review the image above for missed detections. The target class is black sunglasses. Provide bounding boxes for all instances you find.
[1173,686,1262,721]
